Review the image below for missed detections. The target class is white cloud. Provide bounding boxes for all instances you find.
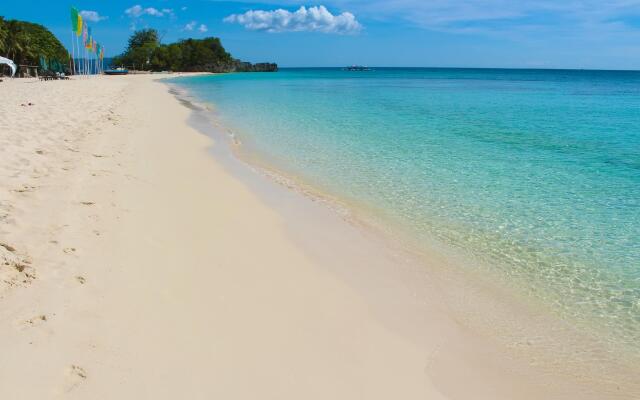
[80,10,108,22]
[217,0,640,37]
[125,5,173,18]
[224,5,362,34]
[183,21,208,33]
[181,6,188,11]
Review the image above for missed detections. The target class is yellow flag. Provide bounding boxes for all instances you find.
[76,14,83,36]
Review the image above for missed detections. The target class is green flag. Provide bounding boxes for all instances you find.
[70,7,79,32]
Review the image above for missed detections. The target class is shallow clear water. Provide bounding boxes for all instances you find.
[171,68,640,348]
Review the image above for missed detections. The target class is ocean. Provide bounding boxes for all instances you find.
[169,68,640,352]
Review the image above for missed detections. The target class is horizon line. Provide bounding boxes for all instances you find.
[275,66,640,72]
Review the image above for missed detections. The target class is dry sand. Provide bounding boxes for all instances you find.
[0,75,634,399]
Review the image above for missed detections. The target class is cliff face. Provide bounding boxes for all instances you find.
[171,61,278,73]
[180,61,277,73]
[230,61,278,72]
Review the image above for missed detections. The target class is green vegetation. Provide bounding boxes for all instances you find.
[113,29,277,72]
[0,17,68,69]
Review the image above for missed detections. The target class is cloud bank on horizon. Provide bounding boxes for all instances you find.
[224,5,362,34]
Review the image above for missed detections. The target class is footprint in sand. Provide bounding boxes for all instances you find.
[0,243,16,252]
[61,365,87,393]
[63,247,76,254]
[12,185,36,193]
[1,244,35,280]
[75,276,86,284]
[80,201,95,206]
[24,314,47,327]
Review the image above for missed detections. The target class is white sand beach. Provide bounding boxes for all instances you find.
[0,75,635,399]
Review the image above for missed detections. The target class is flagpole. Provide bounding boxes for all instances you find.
[76,35,81,75]
[70,31,76,75]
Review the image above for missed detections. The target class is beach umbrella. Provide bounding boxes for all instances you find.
[0,56,17,77]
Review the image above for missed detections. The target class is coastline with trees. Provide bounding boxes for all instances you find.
[113,29,277,73]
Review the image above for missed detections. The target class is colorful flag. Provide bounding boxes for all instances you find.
[82,24,88,44]
[86,27,94,50]
[77,13,83,36]
[70,7,79,33]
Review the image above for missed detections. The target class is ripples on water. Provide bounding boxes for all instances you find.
[170,68,640,351]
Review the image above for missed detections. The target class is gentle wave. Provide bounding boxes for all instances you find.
[168,68,640,353]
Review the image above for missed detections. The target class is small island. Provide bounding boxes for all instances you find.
[112,29,277,73]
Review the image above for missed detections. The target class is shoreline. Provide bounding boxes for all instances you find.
[170,80,640,361]
[0,74,637,398]
[164,79,640,395]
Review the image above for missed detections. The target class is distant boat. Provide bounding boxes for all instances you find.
[104,67,129,76]
[345,65,372,71]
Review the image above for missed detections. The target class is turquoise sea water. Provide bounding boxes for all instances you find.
[171,68,640,349]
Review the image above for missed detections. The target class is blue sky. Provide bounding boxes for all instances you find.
[1,1,640,69]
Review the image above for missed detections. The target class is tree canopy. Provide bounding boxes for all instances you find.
[116,29,160,69]
[113,29,276,73]
[0,17,68,68]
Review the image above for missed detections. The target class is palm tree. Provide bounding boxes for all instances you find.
[4,20,23,61]
[0,17,8,56]
[5,21,37,65]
